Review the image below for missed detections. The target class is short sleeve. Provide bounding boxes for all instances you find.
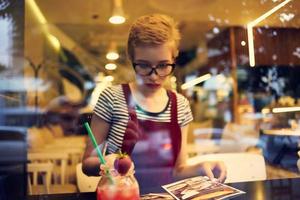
[177,94,193,127]
[93,87,114,123]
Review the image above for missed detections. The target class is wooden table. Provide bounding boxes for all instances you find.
[263,129,300,136]
[28,178,300,200]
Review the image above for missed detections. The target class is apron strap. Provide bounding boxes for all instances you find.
[167,90,181,165]
[121,84,139,154]
[167,90,178,125]
[122,83,133,109]
[122,83,138,118]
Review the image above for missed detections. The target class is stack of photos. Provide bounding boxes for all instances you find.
[141,193,174,200]
[162,176,245,200]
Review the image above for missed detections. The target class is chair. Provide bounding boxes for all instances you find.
[27,126,85,183]
[28,152,77,194]
[27,163,53,195]
[76,163,101,192]
[28,152,68,184]
[187,153,267,183]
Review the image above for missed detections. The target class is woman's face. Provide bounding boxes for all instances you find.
[133,43,174,92]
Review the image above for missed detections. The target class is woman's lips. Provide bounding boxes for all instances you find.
[145,83,161,88]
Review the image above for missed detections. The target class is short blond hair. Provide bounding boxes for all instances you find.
[127,14,181,62]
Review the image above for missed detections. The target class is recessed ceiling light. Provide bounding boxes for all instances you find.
[105,63,117,70]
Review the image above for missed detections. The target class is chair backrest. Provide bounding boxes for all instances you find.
[27,163,53,194]
[28,152,68,185]
[76,163,101,192]
[187,153,266,183]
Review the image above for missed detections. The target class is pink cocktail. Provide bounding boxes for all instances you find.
[96,151,139,200]
[97,184,139,200]
[96,172,140,200]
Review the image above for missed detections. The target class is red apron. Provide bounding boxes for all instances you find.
[121,84,182,188]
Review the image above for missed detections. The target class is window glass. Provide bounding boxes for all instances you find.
[0,0,26,199]
[9,0,299,195]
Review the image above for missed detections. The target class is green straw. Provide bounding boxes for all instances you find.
[84,122,114,184]
[84,122,106,164]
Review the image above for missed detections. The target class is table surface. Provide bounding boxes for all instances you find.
[28,178,300,200]
[263,129,300,136]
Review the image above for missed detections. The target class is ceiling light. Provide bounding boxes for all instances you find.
[181,74,211,90]
[105,63,117,70]
[106,52,119,60]
[109,0,126,24]
[109,15,126,24]
[106,41,119,60]
[247,0,292,67]
[27,0,47,24]
[27,0,63,52]
[47,34,60,51]
[272,106,300,113]
[104,75,114,82]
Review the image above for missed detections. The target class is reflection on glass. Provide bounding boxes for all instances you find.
[0,16,13,67]
[0,1,26,200]
[12,0,300,196]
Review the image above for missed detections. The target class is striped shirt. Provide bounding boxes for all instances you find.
[94,85,193,152]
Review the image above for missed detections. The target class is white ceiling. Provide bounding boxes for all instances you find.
[29,0,300,82]
[34,0,300,51]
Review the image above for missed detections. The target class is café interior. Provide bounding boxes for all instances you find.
[1,0,300,199]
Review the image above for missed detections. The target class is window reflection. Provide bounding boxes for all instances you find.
[0,0,297,195]
[0,1,27,199]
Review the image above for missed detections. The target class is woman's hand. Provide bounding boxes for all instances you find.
[198,161,227,183]
[121,111,141,155]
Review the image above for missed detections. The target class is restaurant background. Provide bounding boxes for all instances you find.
[0,0,300,198]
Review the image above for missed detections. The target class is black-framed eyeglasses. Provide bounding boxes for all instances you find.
[132,63,175,77]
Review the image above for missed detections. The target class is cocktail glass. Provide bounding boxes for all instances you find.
[97,173,140,200]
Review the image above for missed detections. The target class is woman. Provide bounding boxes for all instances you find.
[82,14,226,186]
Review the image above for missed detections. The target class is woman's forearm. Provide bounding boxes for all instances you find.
[173,161,227,183]
[173,163,201,180]
[82,115,111,176]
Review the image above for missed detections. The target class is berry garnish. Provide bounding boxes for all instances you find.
[114,152,132,175]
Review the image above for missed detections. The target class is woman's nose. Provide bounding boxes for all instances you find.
[149,70,159,80]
